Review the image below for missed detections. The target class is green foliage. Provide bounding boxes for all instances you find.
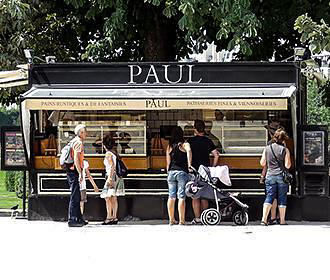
[0,0,101,105]
[0,0,31,70]
[237,0,330,61]
[0,171,24,209]
[5,171,24,198]
[320,80,330,107]
[0,106,20,126]
[307,80,330,125]
[64,0,260,61]
[294,14,330,53]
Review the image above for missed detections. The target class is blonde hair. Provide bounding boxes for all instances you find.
[272,128,288,144]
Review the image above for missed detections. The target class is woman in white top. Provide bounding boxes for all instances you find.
[100,134,125,225]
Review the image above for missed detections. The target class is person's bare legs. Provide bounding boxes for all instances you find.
[270,199,277,220]
[112,196,118,220]
[261,203,272,224]
[178,199,185,224]
[167,197,176,224]
[105,197,113,220]
[201,199,208,212]
[80,201,84,216]
[192,198,201,220]
[279,206,287,224]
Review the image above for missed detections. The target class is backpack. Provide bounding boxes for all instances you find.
[59,139,75,169]
[116,157,128,177]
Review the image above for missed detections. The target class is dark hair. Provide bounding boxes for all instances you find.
[194,119,205,133]
[169,126,184,147]
[215,110,224,116]
[272,128,288,144]
[103,134,115,151]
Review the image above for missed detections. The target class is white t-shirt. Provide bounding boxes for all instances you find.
[80,160,89,191]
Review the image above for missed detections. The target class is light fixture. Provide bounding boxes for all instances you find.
[46,56,56,64]
[24,49,34,64]
[23,49,54,63]
[294,47,306,61]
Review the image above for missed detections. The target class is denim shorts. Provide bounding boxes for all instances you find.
[167,170,189,199]
[264,174,289,207]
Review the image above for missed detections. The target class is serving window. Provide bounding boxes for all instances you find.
[32,106,292,170]
[56,111,146,156]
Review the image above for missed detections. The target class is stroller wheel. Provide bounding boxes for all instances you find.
[201,208,221,226]
[233,211,249,226]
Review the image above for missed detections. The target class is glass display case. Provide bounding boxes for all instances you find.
[58,120,146,156]
[178,120,267,155]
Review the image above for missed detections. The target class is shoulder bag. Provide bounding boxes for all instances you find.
[116,156,128,177]
[270,144,293,185]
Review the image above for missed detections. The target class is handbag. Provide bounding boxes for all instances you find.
[116,157,128,177]
[270,144,293,185]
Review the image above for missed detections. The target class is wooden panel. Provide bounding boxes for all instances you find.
[151,156,166,170]
[34,156,55,169]
[218,156,261,169]
[36,155,260,170]
[54,156,150,170]
[149,155,262,170]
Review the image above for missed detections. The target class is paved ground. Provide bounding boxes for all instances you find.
[1,218,330,280]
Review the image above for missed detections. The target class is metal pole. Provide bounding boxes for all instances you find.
[23,170,26,217]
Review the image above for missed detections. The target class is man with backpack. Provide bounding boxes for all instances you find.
[65,124,87,227]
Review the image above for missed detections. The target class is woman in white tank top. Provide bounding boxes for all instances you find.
[100,135,125,225]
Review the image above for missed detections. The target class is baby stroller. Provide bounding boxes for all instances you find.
[185,165,249,226]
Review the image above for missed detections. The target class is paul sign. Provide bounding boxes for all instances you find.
[128,64,203,84]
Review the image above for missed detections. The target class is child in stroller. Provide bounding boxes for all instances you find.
[185,165,249,226]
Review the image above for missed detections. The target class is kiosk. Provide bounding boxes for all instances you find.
[9,62,329,221]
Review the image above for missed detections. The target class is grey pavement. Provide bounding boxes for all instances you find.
[0,217,329,280]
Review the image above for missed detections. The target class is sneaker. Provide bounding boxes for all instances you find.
[68,222,84,227]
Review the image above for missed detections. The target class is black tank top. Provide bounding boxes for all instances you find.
[169,144,188,173]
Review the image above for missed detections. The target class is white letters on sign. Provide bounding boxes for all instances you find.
[128,64,202,84]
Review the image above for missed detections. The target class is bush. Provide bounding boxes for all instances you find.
[5,171,24,198]
[307,80,330,125]
[5,171,16,192]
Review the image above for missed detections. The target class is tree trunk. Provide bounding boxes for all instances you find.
[143,6,177,62]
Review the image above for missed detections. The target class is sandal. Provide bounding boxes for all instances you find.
[102,219,112,225]
[268,219,277,225]
[260,221,268,226]
[280,222,288,225]
[191,218,202,225]
[169,220,178,226]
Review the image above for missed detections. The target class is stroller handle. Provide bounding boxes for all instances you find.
[188,166,197,174]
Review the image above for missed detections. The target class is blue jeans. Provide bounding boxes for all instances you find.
[67,172,82,223]
[264,174,289,207]
[167,170,189,199]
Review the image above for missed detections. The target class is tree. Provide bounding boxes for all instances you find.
[295,14,330,106]
[294,13,330,54]
[0,0,101,105]
[236,0,330,61]
[64,0,260,61]
[306,80,330,125]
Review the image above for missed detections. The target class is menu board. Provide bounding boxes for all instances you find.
[3,131,26,167]
[303,131,325,166]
